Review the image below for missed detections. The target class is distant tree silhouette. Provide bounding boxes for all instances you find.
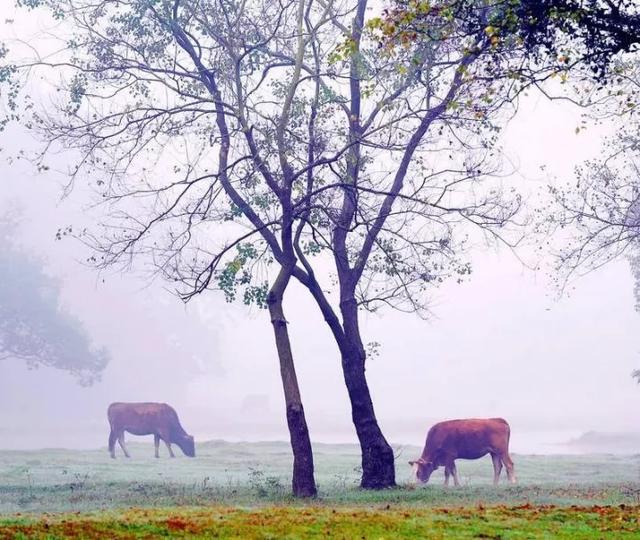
[0,216,109,385]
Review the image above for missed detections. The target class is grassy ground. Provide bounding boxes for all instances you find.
[0,441,639,537]
[2,504,640,539]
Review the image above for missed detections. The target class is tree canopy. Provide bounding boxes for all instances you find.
[382,0,640,79]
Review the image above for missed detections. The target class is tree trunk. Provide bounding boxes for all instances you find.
[296,270,396,490]
[340,299,396,489]
[267,267,317,498]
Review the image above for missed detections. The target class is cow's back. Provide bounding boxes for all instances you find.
[108,402,175,436]
[424,418,511,460]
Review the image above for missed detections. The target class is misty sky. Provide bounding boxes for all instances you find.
[1,7,639,455]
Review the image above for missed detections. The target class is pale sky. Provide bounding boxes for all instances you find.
[0,5,638,454]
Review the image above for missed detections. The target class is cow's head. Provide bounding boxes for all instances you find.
[408,458,436,483]
[177,434,196,457]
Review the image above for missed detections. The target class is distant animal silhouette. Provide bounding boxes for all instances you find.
[409,418,515,485]
[107,402,195,458]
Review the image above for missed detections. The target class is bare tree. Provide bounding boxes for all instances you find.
[545,58,640,382]
[550,59,640,282]
[2,0,529,489]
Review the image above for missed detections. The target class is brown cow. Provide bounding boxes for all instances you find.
[409,418,515,486]
[107,402,195,458]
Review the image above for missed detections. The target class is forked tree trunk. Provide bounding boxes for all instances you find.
[267,267,317,498]
[298,274,396,489]
[340,299,396,489]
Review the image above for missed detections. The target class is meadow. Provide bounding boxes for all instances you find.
[0,441,639,537]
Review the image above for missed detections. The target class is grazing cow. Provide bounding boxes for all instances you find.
[107,402,195,459]
[409,418,515,486]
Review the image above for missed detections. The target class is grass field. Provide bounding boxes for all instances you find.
[3,504,640,538]
[1,441,639,537]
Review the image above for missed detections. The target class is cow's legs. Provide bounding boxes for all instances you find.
[502,453,516,483]
[108,429,118,459]
[158,429,175,457]
[450,462,460,487]
[164,440,175,458]
[117,432,131,458]
[154,434,160,458]
[491,453,503,485]
[444,461,459,487]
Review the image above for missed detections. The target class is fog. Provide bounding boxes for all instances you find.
[1,16,638,456]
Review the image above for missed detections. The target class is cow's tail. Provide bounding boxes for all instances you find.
[107,404,118,457]
[107,403,118,427]
[108,429,117,454]
[499,419,512,450]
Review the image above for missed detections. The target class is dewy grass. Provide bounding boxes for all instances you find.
[0,442,639,537]
[1,504,640,539]
[2,442,639,513]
